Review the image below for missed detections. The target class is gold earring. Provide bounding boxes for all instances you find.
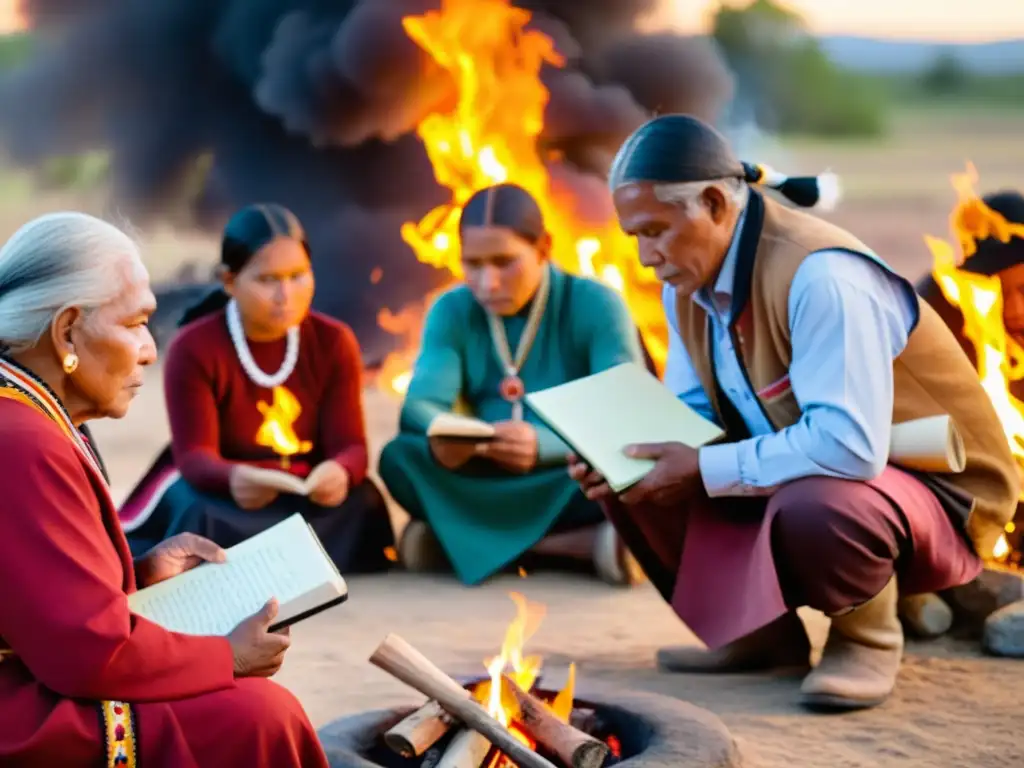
[62,353,79,375]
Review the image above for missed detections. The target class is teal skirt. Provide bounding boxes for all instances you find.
[378,433,601,585]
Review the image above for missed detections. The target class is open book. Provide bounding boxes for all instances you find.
[525,362,726,492]
[426,412,496,442]
[128,514,348,636]
[238,462,338,496]
[524,362,968,493]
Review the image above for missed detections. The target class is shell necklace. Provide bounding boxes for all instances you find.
[226,299,300,389]
[486,265,551,421]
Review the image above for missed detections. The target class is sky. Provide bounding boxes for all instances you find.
[1,1,1021,41]
[0,1,18,33]
[647,1,1024,42]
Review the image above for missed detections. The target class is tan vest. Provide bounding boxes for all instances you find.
[674,193,1019,559]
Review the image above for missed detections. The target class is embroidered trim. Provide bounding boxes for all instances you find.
[0,360,138,764]
[225,299,300,389]
[757,374,791,401]
[0,358,105,479]
[0,358,113,506]
[100,700,138,767]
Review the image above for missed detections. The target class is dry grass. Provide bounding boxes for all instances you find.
[753,108,1024,279]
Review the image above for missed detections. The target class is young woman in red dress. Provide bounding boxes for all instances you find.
[120,203,395,572]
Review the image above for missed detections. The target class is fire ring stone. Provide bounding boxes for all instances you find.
[318,685,749,767]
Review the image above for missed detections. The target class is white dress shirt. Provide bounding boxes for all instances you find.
[662,211,919,498]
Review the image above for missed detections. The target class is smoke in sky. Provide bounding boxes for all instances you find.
[2,0,733,360]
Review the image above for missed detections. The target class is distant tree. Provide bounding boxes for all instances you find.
[38,153,109,191]
[921,49,968,94]
[711,0,886,137]
[711,0,804,106]
[0,32,33,71]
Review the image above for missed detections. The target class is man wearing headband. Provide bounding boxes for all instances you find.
[569,114,1018,711]
[378,183,648,587]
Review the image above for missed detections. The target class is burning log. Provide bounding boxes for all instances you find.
[384,699,456,757]
[369,634,558,768]
[501,675,609,768]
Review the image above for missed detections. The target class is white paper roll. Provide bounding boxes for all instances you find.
[889,415,966,474]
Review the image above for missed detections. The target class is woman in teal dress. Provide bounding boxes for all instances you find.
[378,183,647,586]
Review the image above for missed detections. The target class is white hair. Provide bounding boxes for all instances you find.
[0,212,143,354]
[651,176,750,209]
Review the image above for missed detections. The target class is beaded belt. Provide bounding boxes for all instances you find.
[0,644,136,766]
[100,700,138,767]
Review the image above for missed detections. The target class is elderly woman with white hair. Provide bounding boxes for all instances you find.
[0,213,329,767]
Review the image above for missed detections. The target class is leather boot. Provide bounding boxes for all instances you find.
[593,521,648,587]
[800,576,903,710]
[657,612,812,673]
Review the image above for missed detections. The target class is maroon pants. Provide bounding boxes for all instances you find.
[603,467,982,647]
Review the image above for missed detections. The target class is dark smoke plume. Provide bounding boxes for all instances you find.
[3,0,733,363]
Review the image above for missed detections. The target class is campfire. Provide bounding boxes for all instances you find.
[928,162,1024,567]
[375,0,666,396]
[369,592,622,768]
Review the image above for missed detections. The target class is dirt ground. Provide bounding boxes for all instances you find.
[12,108,1024,766]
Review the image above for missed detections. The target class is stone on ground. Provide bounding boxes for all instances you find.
[943,569,1024,635]
[983,599,1024,658]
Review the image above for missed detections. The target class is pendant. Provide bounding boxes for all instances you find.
[499,374,525,403]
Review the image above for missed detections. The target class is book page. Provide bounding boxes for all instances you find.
[302,462,334,494]
[525,362,725,492]
[426,412,496,439]
[128,514,345,636]
[244,467,310,495]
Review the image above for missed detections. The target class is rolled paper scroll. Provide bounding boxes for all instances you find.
[889,415,966,474]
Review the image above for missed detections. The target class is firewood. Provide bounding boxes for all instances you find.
[420,740,447,768]
[501,675,609,768]
[369,634,558,768]
[568,708,596,733]
[436,728,492,768]
[384,699,456,757]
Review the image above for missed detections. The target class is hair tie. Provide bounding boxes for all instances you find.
[742,162,841,212]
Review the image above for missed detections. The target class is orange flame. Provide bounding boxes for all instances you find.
[474,592,545,726]
[470,591,578,767]
[927,162,1023,561]
[255,386,312,469]
[377,0,666,395]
